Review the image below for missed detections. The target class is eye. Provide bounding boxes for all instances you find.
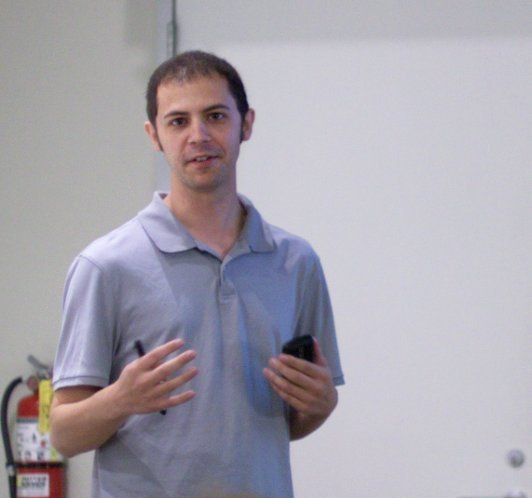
[208,112,226,122]
[169,117,187,127]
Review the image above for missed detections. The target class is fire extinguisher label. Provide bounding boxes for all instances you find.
[16,420,62,462]
[17,473,50,497]
[38,380,53,434]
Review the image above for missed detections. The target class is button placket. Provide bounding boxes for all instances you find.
[218,240,250,300]
[219,261,234,298]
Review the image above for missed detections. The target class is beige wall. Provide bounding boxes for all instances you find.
[1,1,156,495]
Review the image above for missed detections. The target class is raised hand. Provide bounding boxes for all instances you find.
[111,339,198,415]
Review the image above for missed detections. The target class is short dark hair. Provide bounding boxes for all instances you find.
[146,50,249,128]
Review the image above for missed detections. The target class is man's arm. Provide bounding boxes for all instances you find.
[263,338,338,440]
[51,385,126,457]
[50,339,198,457]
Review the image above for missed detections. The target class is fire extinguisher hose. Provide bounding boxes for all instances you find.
[1,376,23,498]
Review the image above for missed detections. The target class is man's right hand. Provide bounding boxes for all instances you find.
[111,338,198,416]
[50,338,198,457]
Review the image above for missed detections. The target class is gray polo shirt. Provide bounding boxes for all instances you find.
[54,192,344,498]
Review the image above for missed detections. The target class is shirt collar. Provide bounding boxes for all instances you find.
[137,192,275,254]
[239,194,275,253]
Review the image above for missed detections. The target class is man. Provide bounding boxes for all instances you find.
[51,51,344,498]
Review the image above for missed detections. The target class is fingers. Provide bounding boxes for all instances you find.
[263,366,312,407]
[274,353,328,384]
[267,357,315,390]
[152,365,198,398]
[268,376,308,412]
[137,339,185,369]
[313,338,329,368]
[167,390,196,407]
[118,339,199,415]
[152,349,197,383]
[149,389,196,412]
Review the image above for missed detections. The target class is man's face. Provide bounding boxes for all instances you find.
[145,75,254,194]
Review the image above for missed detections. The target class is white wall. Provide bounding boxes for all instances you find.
[172,2,532,497]
[1,2,156,496]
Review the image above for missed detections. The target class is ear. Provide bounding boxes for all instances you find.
[144,121,162,151]
[241,108,255,142]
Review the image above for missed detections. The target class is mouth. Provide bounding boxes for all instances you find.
[188,154,219,164]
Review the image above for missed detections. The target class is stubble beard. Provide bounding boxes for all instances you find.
[173,159,233,194]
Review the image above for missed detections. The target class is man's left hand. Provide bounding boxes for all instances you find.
[263,338,338,437]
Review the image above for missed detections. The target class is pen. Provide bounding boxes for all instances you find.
[134,340,167,415]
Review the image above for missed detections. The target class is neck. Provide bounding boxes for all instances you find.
[163,186,245,257]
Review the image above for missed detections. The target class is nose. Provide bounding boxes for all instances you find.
[188,118,211,144]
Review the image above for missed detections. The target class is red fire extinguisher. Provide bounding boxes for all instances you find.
[2,356,65,498]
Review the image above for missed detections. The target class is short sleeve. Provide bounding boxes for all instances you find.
[53,255,116,390]
[296,257,344,386]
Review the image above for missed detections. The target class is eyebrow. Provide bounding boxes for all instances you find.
[163,104,230,119]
